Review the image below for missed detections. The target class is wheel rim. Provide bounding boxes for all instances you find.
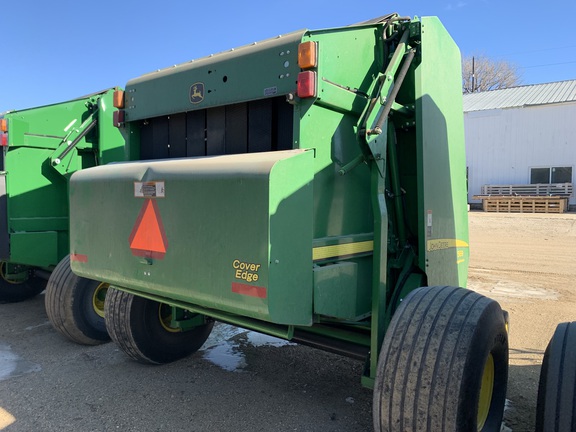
[158,304,181,333]
[477,353,495,430]
[0,262,25,285]
[92,283,109,318]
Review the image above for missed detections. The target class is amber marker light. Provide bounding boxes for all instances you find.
[0,119,7,133]
[113,89,125,109]
[298,41,317,69]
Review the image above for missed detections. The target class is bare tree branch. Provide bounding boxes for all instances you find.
[462,54,522,93]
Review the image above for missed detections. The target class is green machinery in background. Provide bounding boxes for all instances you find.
[0,89,130,344]
[67,15,511,431]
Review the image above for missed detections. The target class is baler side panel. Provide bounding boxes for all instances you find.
[297,26,384,318]
[415,17,469,287]
[2,90,126,267]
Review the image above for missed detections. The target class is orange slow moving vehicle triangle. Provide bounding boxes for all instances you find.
[129,199,168,259]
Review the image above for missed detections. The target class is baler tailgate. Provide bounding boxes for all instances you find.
[70,149,315,325]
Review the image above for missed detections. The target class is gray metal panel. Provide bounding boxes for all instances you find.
[186,110,206,156]
[207,106,226,155]
[248,99,273,153]
[152,117,169,159]
[464,80,576,112]
[275,98,294,151]
[140,122,154,160]
[225,103,248,154]
[168,113,186,158]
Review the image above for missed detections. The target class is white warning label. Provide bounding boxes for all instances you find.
[134,181,165,198]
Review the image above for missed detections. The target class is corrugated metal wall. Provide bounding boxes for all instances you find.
[465,102,576,206]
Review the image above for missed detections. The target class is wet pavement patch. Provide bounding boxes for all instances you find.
[0,342,41,381]
[200,323,294,372]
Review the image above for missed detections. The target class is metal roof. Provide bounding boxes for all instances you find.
[463,79,576,112]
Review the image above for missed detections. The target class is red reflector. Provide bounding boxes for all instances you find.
[297,71,317,98]
[0,134,7,147]
[70,253,88,263]
[113,110,125,127]
[232,282,267,299]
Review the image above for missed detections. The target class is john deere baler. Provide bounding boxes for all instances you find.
[0,89,128,302]
[67,15,509,431]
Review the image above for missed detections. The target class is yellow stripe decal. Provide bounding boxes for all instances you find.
[427,239,469,252]
[313,240,374,261]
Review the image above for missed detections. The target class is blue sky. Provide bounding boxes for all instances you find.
[2,0,575,111]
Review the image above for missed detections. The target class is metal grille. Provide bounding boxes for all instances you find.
[139,97,294,160]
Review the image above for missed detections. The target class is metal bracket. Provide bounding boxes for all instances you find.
[50,107,98,176]
[356,25,416,177]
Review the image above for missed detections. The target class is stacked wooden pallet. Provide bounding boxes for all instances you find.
[473,183,572,213]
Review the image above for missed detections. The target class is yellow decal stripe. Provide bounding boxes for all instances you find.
[427,239,469,252]
[313,240,374,261]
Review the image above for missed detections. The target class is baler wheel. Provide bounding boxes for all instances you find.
[502,310,510,334]
[45,256,110,345]
[104,287,213,364]
[0,262,46,303]
[373,286,508,432]
[536,321,576,432]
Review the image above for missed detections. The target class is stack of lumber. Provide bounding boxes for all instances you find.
[472,183,572,213]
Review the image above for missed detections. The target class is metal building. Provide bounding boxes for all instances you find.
[464,80,576,209]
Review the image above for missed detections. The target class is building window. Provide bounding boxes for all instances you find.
[530,167,573,184]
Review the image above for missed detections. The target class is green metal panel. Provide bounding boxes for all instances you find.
[306,25,383,116]
[71,150,314,325]
[414,17,469,287]
[10,232,58,267]
[297,25,380,239]
[125,31,305,121]
[2,89,127,269]
[313,262,360,319]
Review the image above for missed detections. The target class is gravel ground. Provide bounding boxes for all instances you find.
[0,297,373,431]
[0,210,574,431]
[467,210,576,432]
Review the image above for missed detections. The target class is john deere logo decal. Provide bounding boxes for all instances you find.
[189,82,205,104]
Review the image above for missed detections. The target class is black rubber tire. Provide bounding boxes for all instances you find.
[45,256,110,345]
[0,270,46,303]
[373,286,508,432]
[536,321,576,432]
[104,287,214,364]
[502,310,510,334]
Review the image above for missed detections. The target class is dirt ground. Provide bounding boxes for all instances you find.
[467,210,576,431]
[0,210,574,431]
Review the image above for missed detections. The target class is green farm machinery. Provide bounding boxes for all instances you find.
[65,14,513,431]
[0,89,129,343]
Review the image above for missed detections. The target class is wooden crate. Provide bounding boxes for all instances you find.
[473,183,572,213]
[481,196,566,213]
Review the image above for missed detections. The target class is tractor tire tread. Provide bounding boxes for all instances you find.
[536,321,576,432]
[373,286,508,432]
[45,256,109,345]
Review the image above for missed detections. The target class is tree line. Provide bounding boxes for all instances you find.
[462,54,521,93]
